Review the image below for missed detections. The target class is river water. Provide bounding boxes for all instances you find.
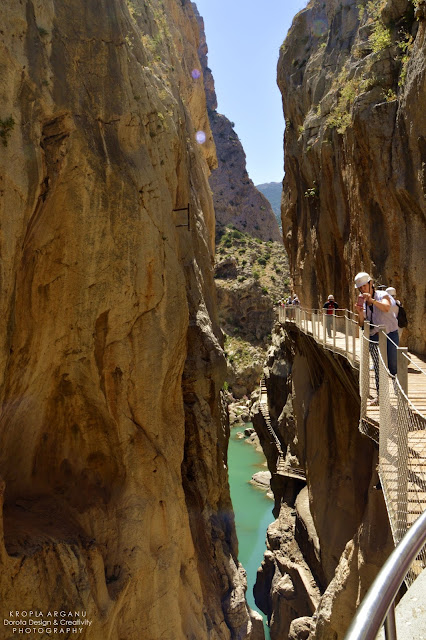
[228,425,274,640]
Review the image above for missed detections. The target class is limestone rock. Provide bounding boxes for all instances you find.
[249,609,267,640]
[251,471,272,490]
[288,616,315,640]
[254,504,321,640]
[215,256,239,279]
[0,0,255,638]
[278,0,426,353]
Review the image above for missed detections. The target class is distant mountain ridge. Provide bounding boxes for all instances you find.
[256,182,282,229]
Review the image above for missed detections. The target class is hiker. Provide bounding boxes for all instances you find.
[323,294,338,337]
[386,286,407,338]
[292,294,300,306]
[354,272,399,404]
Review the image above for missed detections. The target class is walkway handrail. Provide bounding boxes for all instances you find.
[279,303,426,591]
[344,509,426,640]
[259,376,306,480]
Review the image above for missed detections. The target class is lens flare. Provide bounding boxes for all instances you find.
[191,68,201,79]
[195,130,206,144]
[313,18,328,37]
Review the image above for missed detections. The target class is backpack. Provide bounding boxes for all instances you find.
[397,302,408,328]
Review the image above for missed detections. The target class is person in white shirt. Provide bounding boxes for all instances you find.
[386,286,403,339]
[354,272,399,404]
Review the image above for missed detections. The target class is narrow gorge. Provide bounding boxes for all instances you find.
[0,0,425,639]
[0,1,263,638]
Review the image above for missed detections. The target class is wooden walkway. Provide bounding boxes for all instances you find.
[259,378,306,480]
[280,310,426,560]
[291,317,426,427]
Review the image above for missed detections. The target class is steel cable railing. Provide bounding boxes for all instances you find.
[278,304,426,591]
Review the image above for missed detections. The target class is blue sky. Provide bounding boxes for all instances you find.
[194,0,308,186]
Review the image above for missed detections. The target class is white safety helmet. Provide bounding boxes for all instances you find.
[386,287,396,296]
[328,294,334,300]
[354,271,371,289]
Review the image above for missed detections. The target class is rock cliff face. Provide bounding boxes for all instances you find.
[194,7,282,244]
[278,0,426,353]
[252,325,395,639]
[0,1,262,638]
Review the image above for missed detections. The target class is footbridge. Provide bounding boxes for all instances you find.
[259,376,306,481]
[277,304,426,589]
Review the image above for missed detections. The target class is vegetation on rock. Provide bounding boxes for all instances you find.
[214,226,289,397]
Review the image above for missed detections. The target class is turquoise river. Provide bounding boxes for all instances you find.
[228,425,274,640]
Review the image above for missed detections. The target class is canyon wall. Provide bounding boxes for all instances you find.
[252,324,395,639]
[0,1,262,638]
[278,0,426,353]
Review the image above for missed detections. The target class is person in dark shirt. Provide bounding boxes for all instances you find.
[323,294,338,337]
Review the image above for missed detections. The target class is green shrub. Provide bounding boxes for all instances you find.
[370,21,391,52]
[383,88,397,101]
[304,182,319,199]
[398,34,414,86]
[326,72,374,133]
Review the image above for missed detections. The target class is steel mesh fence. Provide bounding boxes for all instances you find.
[279,305,426,586]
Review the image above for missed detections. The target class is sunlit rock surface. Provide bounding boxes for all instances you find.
[278,0,426,353]
[0,0,262,638]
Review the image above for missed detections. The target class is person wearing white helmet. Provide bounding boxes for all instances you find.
[385,286,399,322]
[386,286,406,338]
[323,294,339,337]
[354,272,399,404]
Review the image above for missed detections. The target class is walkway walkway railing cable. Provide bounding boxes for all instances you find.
[278,305,426,590]
[258,375,306,480]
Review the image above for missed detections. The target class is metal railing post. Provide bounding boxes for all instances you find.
[384,602,397,640]
[333,312,336,351]
[378,327,388,429]
[396,346,409,540]
[360,321,370,420]
[345,314,349,358]
[323,311,326,347]
[352,319,356,366]
[397,347,408,395]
